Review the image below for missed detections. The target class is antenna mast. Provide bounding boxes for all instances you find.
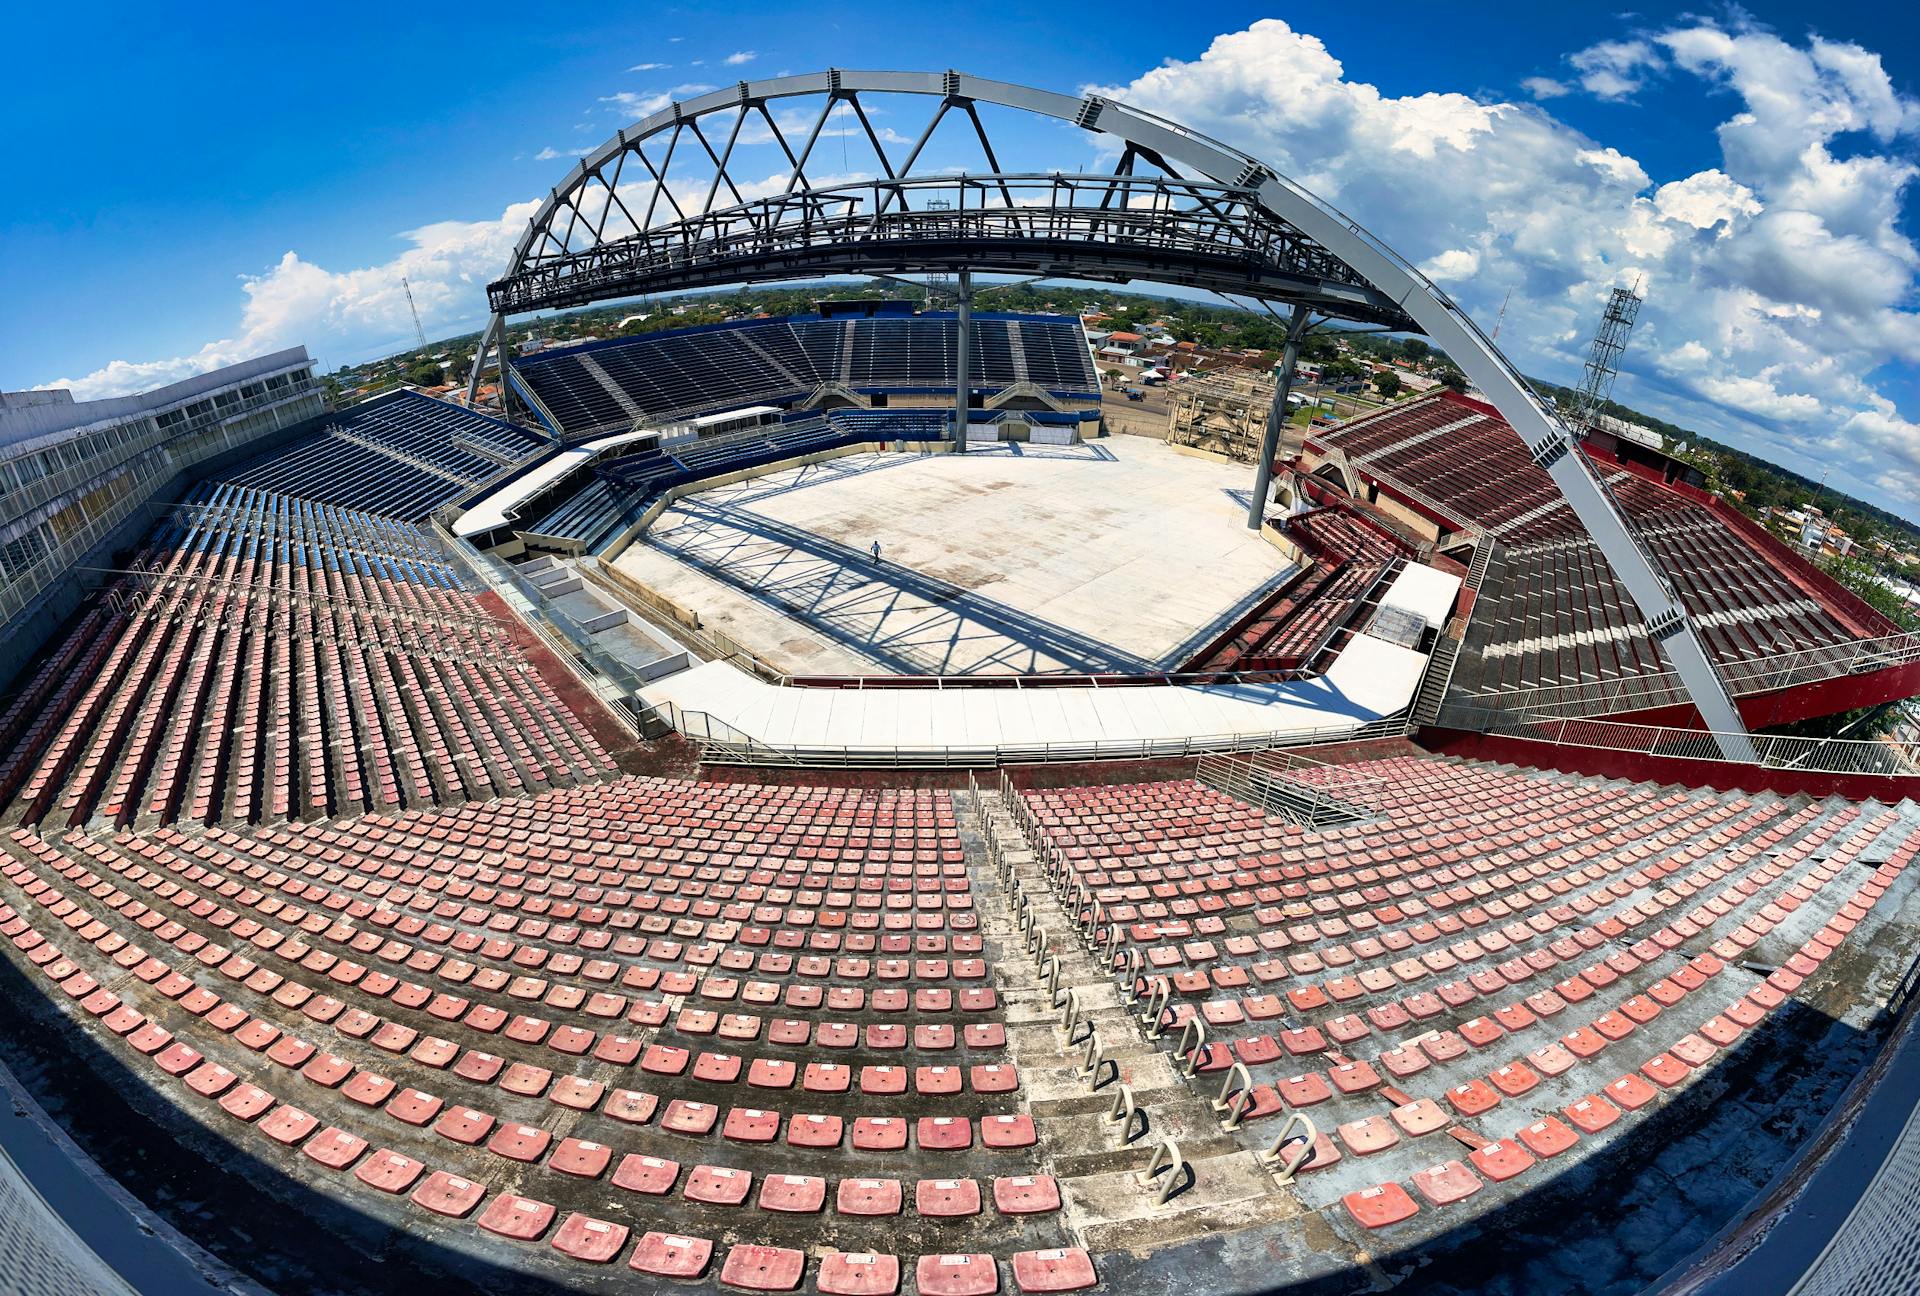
[402,277,429,351]
[1490,287,1513,341]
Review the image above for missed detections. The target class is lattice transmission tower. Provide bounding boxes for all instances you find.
[1573,282,1642,433]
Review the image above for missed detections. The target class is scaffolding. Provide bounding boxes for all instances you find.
[1166,369,1290,464]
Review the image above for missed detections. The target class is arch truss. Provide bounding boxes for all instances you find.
[472,69,1755,759]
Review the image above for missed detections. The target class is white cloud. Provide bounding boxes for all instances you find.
[1092,17,1920,513]
[1420,248,1481,280]
[724,50,757,66]
[42,201,541,398]
[534,145,591,161]
[1569,37,1665,101]
[1521,76,1571,100]
[599,89,672,118]
[628,62,670,72]
[43,17,1920,515]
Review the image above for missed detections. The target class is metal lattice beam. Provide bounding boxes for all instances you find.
[470,69,1754,759]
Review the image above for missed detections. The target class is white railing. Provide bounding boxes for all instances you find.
[662,702,1411,768]
[1444,707,1920,777]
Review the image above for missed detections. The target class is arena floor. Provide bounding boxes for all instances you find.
[614,437,1295,676]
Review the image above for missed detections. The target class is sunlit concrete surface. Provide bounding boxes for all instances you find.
[614,438,1294,676]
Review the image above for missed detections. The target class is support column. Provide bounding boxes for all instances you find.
[1248,303,1311,530]
[464,313,504,406]
[953,269,973,453]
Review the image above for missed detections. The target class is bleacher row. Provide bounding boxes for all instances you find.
[1017,757,1917,1241]
[0,778,1099,1292]
[220,390,544,523]
[1186,507,1410,675]
[0,484,611,831]
[1306,394,1882,696]
[528,411,956,553]
[514,314,1099,437]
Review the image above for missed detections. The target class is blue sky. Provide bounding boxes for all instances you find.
[3,2,1917,517]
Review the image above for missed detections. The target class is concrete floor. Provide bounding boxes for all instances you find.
[614,439,1295,676]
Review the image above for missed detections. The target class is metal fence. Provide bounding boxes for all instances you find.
[1441,706,1920,777]
[663,701,1411,768]
[1196,748,1387,826]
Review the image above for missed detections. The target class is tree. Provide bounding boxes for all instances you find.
[1820,553,1920,631]
[1372,370,1402,399]
[1400,338,1430,364]
[1102,369,1124,389]
[1438,369,1468,393]
[404,359,444,388]
[1300,333,1340,363]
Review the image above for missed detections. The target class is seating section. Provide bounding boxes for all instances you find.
[0,779,1094,1291]
[1307,393,1888,699]
[220,391,543,522]
[1185,507,1410,675]
[513,313,1099,437]
[532,411,954,553]
[1017,756,1919,1240]
[0,484,611,830]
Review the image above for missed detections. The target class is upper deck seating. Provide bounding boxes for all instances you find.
[512,313,1098,438]
[221,391,543,522]
[1308,394,1893,701]
[1185,507,1410,675]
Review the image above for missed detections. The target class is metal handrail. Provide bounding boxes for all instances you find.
[669,705,1411,768]
[1441,707,1920,777]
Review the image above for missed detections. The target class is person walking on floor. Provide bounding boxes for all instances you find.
[871,540,883,564]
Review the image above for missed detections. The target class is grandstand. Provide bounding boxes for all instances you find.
[220,388,544,521]
[510,310,1100,440]
[3,63,1920,1296]
[1294,391,1920,727]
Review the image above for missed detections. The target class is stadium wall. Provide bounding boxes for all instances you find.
[0,352,322,686]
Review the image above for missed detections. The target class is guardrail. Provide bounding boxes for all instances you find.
[1437,706,1920,777]
[666,703,1411,768]
[1196,748,1387,826]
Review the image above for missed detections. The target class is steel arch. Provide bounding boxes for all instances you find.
[474,69,1753,756]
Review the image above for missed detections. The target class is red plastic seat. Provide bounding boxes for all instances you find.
[551,1211,627,1263]
[411,1170,486,1218]
[852,1116,908,1150]
[719,1243,806,1291]
[477,1194,554,1241]
[788,1113,844,1148]
[917,1116,973,1151]
[1412,1159,1483,1205]
[758,1173,827,1213]
[916,1254,998,1296]
[611,1153,680,1195]
[686,1164,752,1205]
[1344,1182,1419,1229]
[1011,1248,1097,1293]
[303,1127,368,1170]
[837,1177,903,1216]
[980,1114,1036,1149]
[818,1252,900,1296]
[992,1175,1061,1214]
[630,1232,712,1279]
[353,1149,425,1194]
